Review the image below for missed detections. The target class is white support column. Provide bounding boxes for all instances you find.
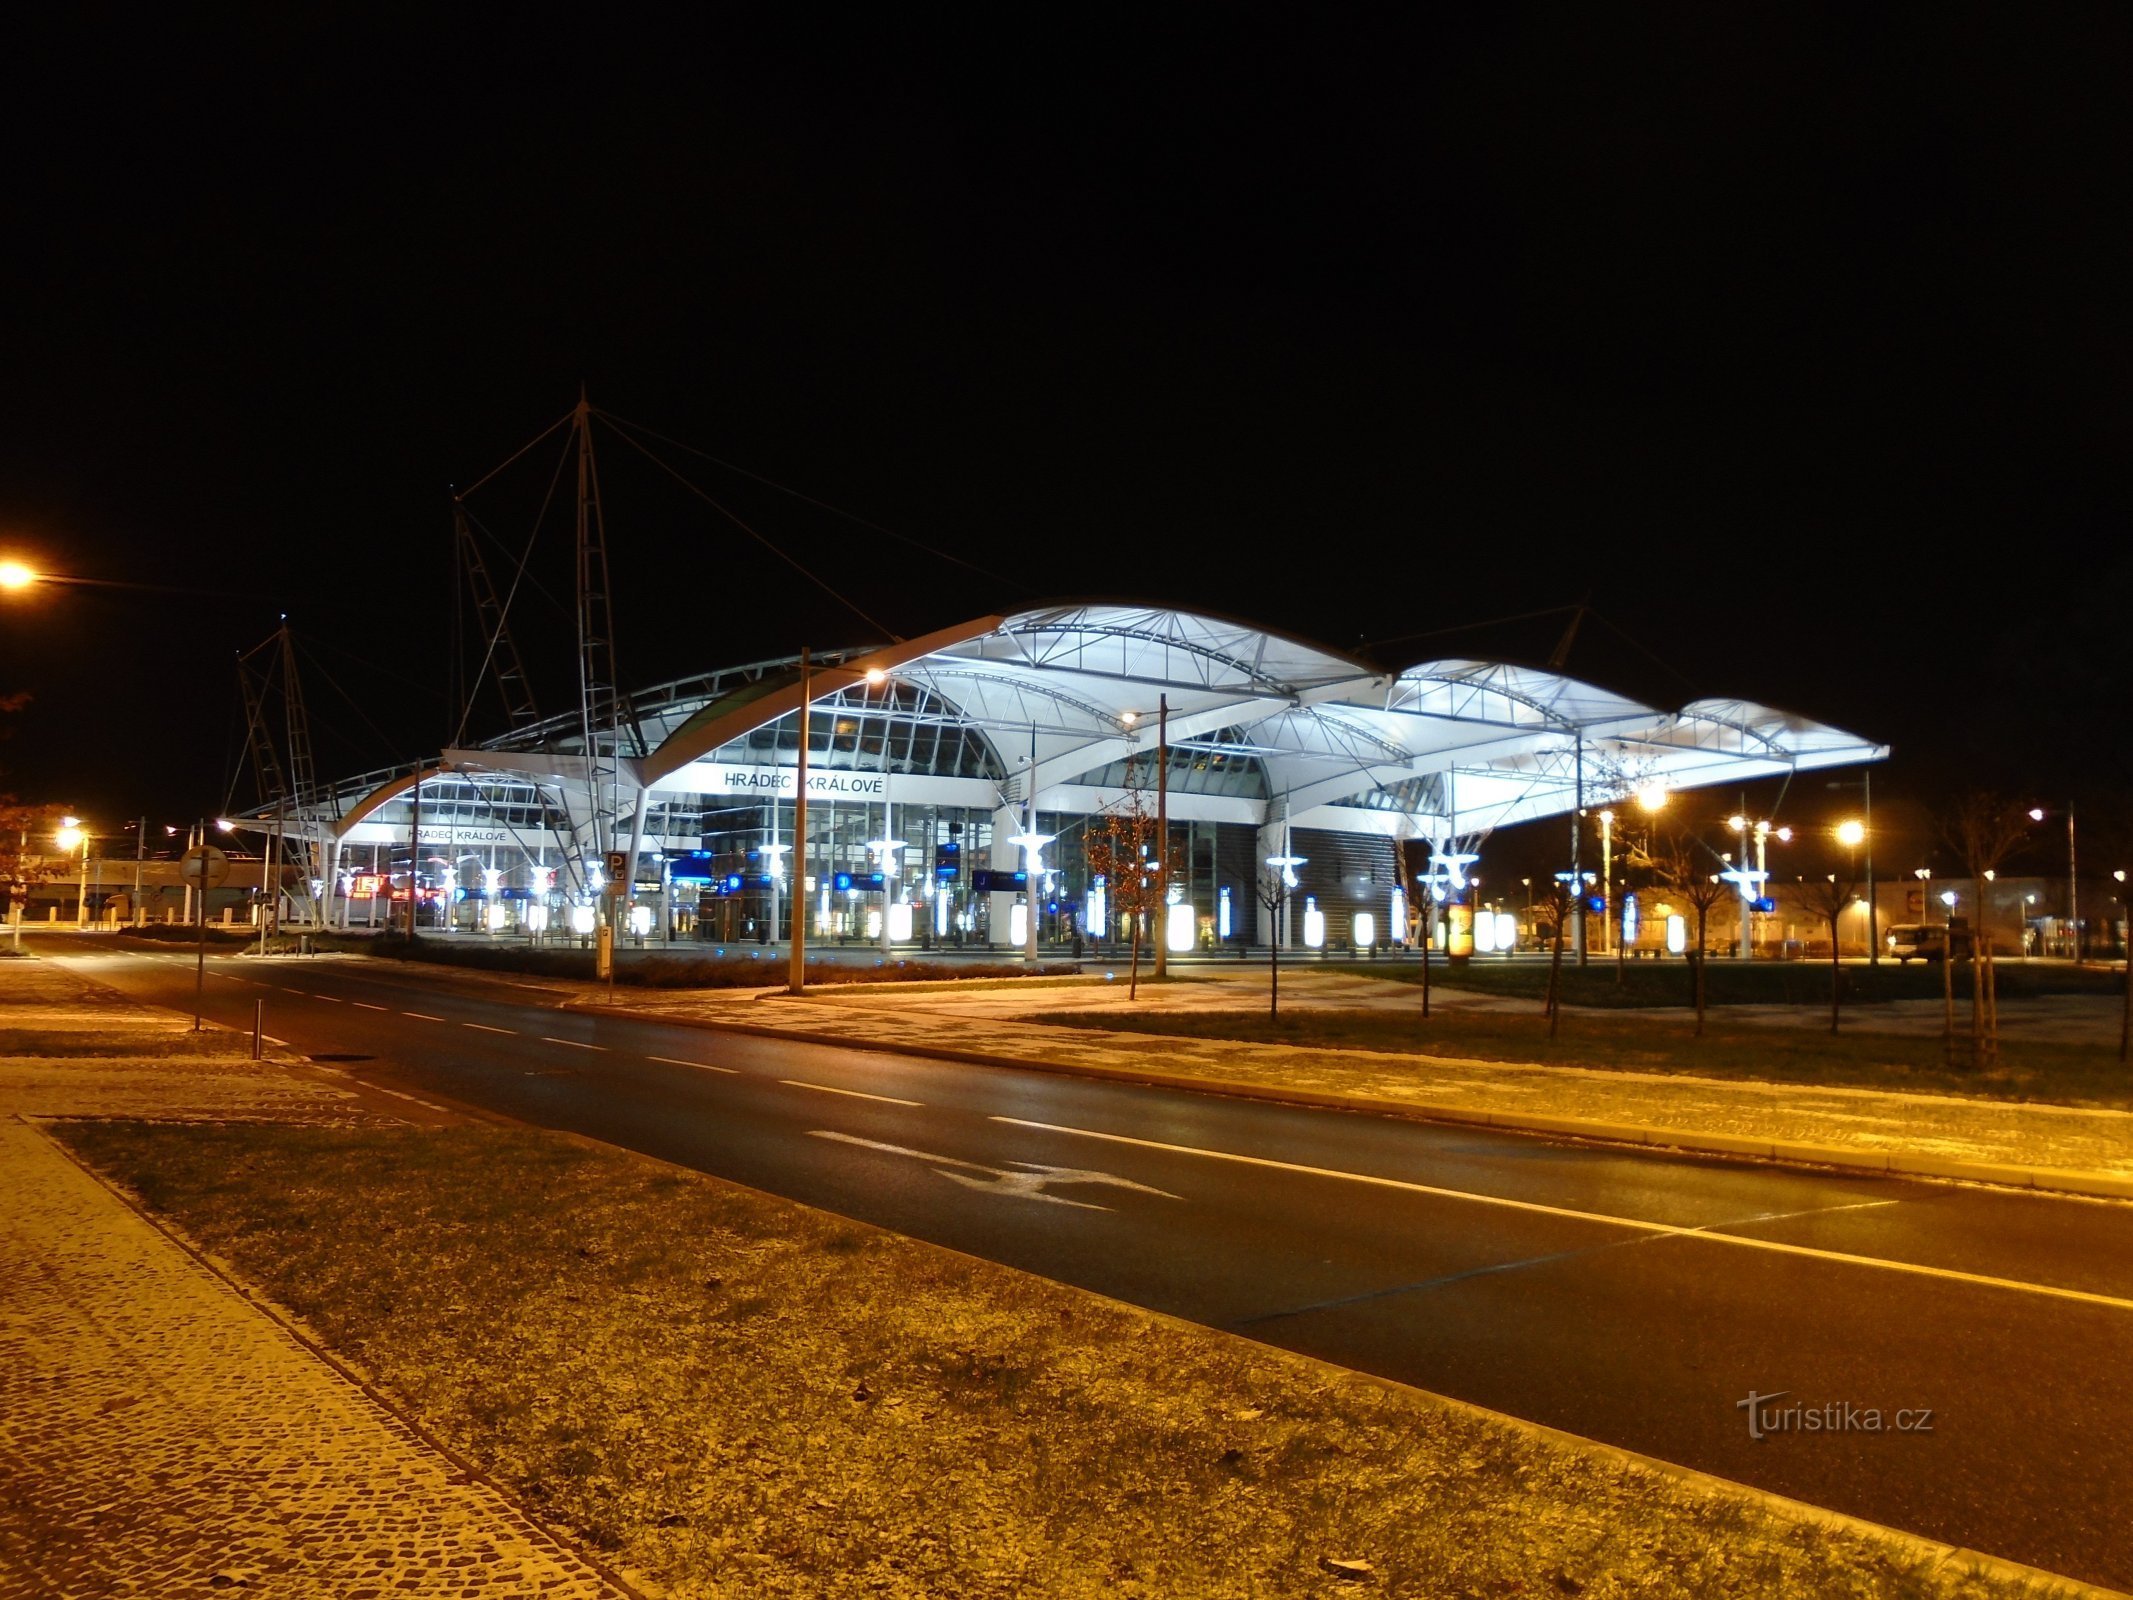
[1255,814,1291,950]
[989,803,1021,948]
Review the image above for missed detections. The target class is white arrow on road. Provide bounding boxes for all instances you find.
[809,1130,1182,1210]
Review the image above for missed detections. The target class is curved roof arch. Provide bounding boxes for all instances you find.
[269,602,1884,849]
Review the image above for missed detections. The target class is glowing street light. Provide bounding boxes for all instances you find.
[55,818,89,927]
[0,561,37,591]
[1635,784,1669,814]
[787,652,892,995]
[1835,819,1866,848]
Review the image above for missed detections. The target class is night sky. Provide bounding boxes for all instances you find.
[4,7,2129,870]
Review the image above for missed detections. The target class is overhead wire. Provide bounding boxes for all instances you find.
[594,407,1035,596]
[598,419,900,642]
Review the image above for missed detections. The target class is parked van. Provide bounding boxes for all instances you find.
[1885,923,1974,962]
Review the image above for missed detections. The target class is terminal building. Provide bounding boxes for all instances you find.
[241,603,1886,952]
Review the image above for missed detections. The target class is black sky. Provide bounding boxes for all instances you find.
[3,6,2130,854]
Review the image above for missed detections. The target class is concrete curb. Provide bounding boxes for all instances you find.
[568,1002,2133,1204]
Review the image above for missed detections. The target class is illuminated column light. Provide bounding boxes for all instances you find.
[761,843,790,881]
[1166,901,1196,952]
[1474,912,1499,954]
[571,905,597,935]
[1666,914,1688,954]
[1302,897,1325,949]
[485,902,510,932]
[1217,885,1232,939]
[1389,887,1407,944]
[526,904,550,934]
[887,902,913,942]
[1086,879,1107,938]
[1351,911,1375,949]
[628,905,653,937]
[1009,903,1028,946]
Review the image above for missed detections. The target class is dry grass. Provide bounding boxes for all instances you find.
[1031,1008,2133,1109]
[60,1121,2057,1600]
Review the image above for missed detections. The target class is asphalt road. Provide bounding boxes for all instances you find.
[60,945,2133,1589]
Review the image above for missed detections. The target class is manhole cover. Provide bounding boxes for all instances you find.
[307,1053,375,1063]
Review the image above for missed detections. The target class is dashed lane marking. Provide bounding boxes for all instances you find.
[539,1037,607,1051]
[352,1002,388,1011]
[781,1079,921,1107]
[402,1012,447,1022]
[462,1023,516,1034]
[648,1055,738,1074]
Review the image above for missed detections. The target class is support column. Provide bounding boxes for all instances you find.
[989,803,1021,949]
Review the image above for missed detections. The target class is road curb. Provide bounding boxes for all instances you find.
[567,1002,2133,1204]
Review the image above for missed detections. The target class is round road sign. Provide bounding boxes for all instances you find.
[180,845,231,889]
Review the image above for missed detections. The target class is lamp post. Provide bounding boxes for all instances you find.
[55,818,88,928]
[2028,806,2079,961]
[1835,819,1865,961]
[787,650,887,996]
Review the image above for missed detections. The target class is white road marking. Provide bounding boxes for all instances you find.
[401,1012,446,1022]
[990,1117,2133,1313]
[649,1054,738,1074]
[313,995,343,1003]
[780,1079,920,1107]
[352,1002,388,1011]
[462,1022,516,1034]
[810,1130,1177,1208]
[540,1037,607,1051]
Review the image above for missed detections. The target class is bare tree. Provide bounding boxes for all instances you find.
[1084,755,1160,1000]
[1943,793,2032,1070]
[1631,822,1735,1037]
[1391,837,1431,1018]
[1794,869,1861,1034]
[1536,879,1573,1038]
[1253,867,1291,1018]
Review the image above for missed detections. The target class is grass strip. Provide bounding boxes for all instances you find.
[1031,1008,2133,1110]
[1331,959,2121,1009]
[59,1120,2053,1599]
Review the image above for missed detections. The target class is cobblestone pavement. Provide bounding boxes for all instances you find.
[604,977,2133,1179]
[0,960,629,1599]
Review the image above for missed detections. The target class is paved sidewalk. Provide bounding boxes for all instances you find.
[0,962,627,1599]
[591,973,2133,1187]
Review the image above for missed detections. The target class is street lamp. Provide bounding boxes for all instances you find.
[55,818,89,927]
[0,561,37,592]
[787,651,887,995]
[2028,805,2080,962]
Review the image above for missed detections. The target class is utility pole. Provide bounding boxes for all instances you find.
[788,648,812,996]
[1153,694,1169,979]
[2069,805,2081,964]
[1571,733,1586,965]
[133,816,148,927]
[406,773,422,940]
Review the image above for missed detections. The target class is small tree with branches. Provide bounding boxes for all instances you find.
[1083,755,1160,1000]
[1793,869,1861,1033]
[1536,879,1574,1037]
[1943,793,2032,1070]
[1253,865,1293,1018]
[1632,822,1735,1037]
